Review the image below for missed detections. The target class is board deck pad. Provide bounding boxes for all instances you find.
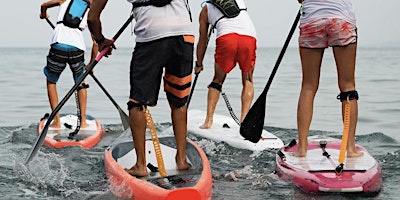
[117,141,196,179]
[281,148,376,172]
[43,114,98,141]
[38,113,103,149]
[115,139,203,189]
[187,109,284,151]
[280,135,377,171]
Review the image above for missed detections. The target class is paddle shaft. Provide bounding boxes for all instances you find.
[240,9,301,143]
[186,71,199,108]
[261,10,300,97]
[25,13,134,164]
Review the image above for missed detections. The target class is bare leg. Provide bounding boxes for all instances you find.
[240,69,254,122]
[200,63,226,129]
[333,43,363,158]
[77,82,89,128]
[200,87,220,129]
[171,104,190,170]
[46,80,61,128]
[295,47,324,157]
[126,105,149,177]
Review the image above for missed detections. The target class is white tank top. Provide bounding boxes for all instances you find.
[206,0,256,39]
[51,0,87,51]
[300,0,356,25]
[127,0,193,42]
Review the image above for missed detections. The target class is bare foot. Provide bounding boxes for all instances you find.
[292,151,307,157]
[347,150,364,158]
[50,121,61,129]
[80,121,89,128]
[176,156,191,171]
[124,165,148,177]
[199,124,211,129]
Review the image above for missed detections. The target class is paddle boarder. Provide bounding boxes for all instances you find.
[194,0,257,129]
[294,0,363,158]
[40,0,97,129]
[88,0,193,177]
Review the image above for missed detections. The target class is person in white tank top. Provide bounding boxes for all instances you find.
[40,0,98,129]
[194,0,257,129]
[294,0,363,158]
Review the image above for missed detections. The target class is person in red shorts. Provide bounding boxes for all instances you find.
[194,0,257,129]
[294,0,363,158]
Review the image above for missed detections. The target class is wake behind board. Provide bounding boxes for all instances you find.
[188,109,284,151]
[275,135,382,194]
[38,113,103,149]
[104,136,212,200]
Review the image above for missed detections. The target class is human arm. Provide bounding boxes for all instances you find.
[87,0,115,55]
[89,35,99,63]
[194,5,210,74]
[40,0,62,19]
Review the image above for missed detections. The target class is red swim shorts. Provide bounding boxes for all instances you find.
[215,33,256,73]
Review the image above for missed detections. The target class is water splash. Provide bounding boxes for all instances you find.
[13,152,69,189]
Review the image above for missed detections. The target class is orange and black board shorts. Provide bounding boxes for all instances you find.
[129,35,194,108]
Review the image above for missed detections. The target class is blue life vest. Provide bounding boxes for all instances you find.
[60,0,90,29]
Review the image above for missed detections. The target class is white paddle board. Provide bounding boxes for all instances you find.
[187,109,284,151]
[38,113,103,149]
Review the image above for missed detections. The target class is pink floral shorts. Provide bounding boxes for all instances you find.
[299,18,357,48]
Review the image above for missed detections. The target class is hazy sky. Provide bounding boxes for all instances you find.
[1,0,399,48]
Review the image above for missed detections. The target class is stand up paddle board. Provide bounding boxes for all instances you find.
[38,113,103,149]
[188,109,284,151]
[275,135,382,194]
[104,136,212,200]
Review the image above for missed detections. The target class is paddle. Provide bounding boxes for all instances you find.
[240,9,301,143]
[25,12,135,164]
[186,71,200,108]
[45,18,130,130]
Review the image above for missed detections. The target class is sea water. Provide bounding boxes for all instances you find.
[0,47,399,199]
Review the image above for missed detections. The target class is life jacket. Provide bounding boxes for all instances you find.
[130,0,173,7]
[58,0,90,30]
[207,0,247,29]
[129,0,192,22]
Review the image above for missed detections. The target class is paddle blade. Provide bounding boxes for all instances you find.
[119,108,130,130]
[240,94,266,143]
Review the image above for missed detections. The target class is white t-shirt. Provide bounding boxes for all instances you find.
[206,0,256,39]
[128,0,193,42]
[300,0,356,25]
[51,0,88,51]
